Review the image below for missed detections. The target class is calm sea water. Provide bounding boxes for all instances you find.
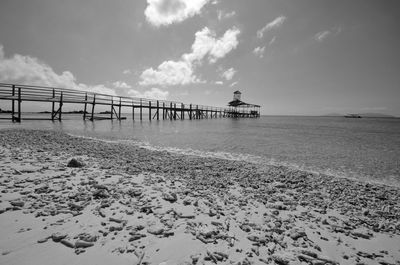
[1,114,399,186]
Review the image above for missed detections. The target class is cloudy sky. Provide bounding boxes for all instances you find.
[1,0,399,115]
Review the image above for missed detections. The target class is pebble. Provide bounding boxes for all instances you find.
[60,239,75,248]
[37,237,49,243]
[52,233,67,242]
[67,158,84,168]
[147,227,164,235]
[10,201,24,207]
[75,240,94,248]
[162,192,178,203]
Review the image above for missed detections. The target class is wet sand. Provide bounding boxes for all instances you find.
[0,129,399,265]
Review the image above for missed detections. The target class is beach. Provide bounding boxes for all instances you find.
[0,129,399,265]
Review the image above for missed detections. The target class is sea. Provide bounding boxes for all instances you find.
[1,114,399,186]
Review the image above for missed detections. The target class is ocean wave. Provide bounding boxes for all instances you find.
[66,132,264,162]
[66,133,399,187]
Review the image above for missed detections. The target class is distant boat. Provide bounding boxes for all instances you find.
[344,114,362,118]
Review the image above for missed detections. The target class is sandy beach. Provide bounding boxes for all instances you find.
[0,129,399,265]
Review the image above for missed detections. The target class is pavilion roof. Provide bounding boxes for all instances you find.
[228,99,260,107]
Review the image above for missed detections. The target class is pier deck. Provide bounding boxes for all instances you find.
[0,83,260,122]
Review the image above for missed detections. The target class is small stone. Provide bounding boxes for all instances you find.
[67,158,84,168]
[290,230,307,240]
[79,233,98,242]
[351,231,372,240]
[272,252,297,265]
[109,217,126,224]
[75,248,86,255]
[60,239,75,248]
[37,237,49,243]
[128,189,143,197]
[322,219,329,225]
[10,201,24,207]
[129,234,146,241]
[208,209,217,217]
[190,254,200,264]
[147,227,164,235]
[247,235,259,242]
[240,224,251,232]
[75,240,94,248]
[52,232,67,242]
[163,231,174,237]
[251,246,260,256]
[162,192,177,203]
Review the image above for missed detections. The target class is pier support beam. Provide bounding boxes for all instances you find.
[170,103,173,120]
[157,101,159,120]
[119,97,122,120]
[91,95,96,121]
[173,103,176,120]
[83,93,87,120]
[111,98,114,120]
[149,101,151,121]
[58,92,63,121]
[17,87,21,122]
[51,88,55,121]
[140,99,142,121]
[162,102,165,120]
[132,101,135,120]
[11,85,15,122]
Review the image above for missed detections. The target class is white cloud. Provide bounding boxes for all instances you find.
[183,27,240,64]
[0,44,170,101]
[314,30,331,42]
[78,84,116,96]
[140,60,198,86]
[0,44,116,95]
[217,10,236,21]
[215,81,223,85]
[269,36,276,46]
[229,81,238,87]
[208,28,240,63]
[140,27,240,86]
[257,16,286,39]
[253,46,265,58]
[128,87,169,100]
[122,69,132,75]
[113,81,132,89]
[221,67,236,81]
[314,27,341,42]
[145,0,211,27]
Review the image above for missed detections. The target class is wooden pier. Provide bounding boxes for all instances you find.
[0,83,260,122]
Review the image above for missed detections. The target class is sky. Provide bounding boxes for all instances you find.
[0,0,399,116]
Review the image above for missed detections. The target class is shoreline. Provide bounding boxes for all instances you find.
[63,132,400,189]
[0,129,399,265]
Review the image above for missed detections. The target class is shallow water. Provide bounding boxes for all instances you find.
[1,114,399,186]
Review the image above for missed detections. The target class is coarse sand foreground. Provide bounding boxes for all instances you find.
[0,129,399,265]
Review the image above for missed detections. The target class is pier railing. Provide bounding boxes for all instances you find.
[0,83,260,122]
